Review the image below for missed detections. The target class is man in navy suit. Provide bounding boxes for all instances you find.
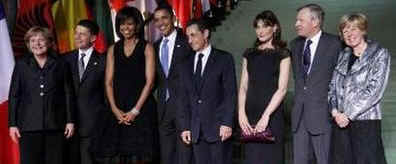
[153,5,192,164]
[63,19,106,164]
[177,19,237,164]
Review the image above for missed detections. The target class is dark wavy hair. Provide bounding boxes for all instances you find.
[115,6,144,40]
[253,10,286,49]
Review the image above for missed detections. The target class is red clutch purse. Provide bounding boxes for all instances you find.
[240,128,275,143]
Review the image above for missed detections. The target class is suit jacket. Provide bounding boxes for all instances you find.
[8,54,75,132]
[63,50,106,136]
[290,32,342,134]
[328,40,390,121]
[154,29,192,128]
[177,47,237,143]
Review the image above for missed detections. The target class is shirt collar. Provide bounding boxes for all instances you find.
[196,44,212,57]
[78,46,94,57]
[307,30,322,44]
[163,29,177,43]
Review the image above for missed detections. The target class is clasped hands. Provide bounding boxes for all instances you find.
[332,110,350,128]
[115,108,139,125]
[239,113,270,135]
[180,125,232,145]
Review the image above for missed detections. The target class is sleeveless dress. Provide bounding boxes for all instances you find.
[242,48,289,164]
[91,40,159,162]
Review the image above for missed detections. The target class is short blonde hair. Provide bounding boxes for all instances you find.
[339,13,368,38]
[24,26,54,50]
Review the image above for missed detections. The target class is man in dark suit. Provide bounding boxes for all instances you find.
[152,5,193,164]
[63,19,106,164]
[178,19,237,164]
[290,4,342,164]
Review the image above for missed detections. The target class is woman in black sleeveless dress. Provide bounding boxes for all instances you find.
[92,7,158,164]
[238,10,290,164]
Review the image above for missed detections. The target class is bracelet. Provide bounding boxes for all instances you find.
[131,107,140,115]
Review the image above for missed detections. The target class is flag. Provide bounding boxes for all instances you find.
[167,0,192,29]
[86,0,115,53]
[52,0,89,53]
[0,3,19,164]
[12,0,55,57]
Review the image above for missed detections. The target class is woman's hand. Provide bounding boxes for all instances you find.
[239,112,253,135]
[255,114,270,133]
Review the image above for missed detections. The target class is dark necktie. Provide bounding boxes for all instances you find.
[79,53,86,81]
[303,40,312,75]
[160,39,170,100]
[195,53,204,90]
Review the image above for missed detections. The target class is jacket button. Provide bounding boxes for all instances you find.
[304,86,307,90]
[40,92,44,96]
[197,100,202,104]
[40,84,44,88]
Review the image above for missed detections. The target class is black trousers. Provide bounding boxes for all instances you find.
[192,139,232,164]
[331,120,387,164]
[66,133,95,164]
[158,103,192,164]
[19,131,64,164]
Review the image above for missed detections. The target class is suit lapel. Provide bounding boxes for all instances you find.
[168,32,183,77]
[70,51,81,89]
[199,48,216,92]
[80,51,99,83]
[308,34,327,78]
[295,39,305,79]
[155,39,167,79]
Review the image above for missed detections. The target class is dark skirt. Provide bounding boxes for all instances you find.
[330,120,387,164]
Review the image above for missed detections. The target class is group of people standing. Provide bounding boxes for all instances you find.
[8,2,390,164]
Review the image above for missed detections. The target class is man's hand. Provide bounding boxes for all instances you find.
[180,130,191,145]
[64,123,75,139]
[219,125,232,142]
[9,127,21,143]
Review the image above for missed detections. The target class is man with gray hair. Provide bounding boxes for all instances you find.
[290,3,342,164]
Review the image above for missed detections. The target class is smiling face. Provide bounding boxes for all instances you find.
[255,19,276,44]
[186,24,209,52]
[74,25,96,50]
[153,9,175,37]
[119,18,137,39]
[342,22,366,48]
[28,33,49,56]
[295,8,319,38]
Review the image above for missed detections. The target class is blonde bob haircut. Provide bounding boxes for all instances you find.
[24,26,55,50]
[338,13,368,38]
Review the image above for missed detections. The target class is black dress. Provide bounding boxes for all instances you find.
[91,40,159,162]
[242,48,289,164]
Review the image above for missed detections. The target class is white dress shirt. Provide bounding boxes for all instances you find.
[304,30,322,73]
[78,46,94,69]
[194,44,212,75]
[159,29,177,68]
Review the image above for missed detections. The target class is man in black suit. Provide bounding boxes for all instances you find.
[63,19,106,164]
[152,5,192,164]
[290,4,342,164]
[178,19,237,164]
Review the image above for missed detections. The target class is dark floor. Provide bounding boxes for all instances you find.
[212,0,396,163]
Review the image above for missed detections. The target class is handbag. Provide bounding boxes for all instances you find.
[240,127,275,143]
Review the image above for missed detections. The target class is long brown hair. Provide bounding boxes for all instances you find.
[253,10,286,49]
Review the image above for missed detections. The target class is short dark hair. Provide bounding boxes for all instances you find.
[77,19,99,36]
[115,6,144,40]
[297,3,325,28]
[186,19,211,39]
[154,4,174,17]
